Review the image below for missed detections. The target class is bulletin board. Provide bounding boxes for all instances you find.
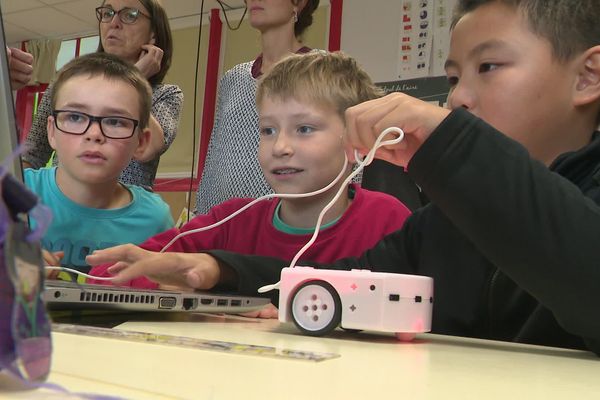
[340,0,457,83]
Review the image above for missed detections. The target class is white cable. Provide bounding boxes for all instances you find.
[44,266,117,281]
[258,127,405,293]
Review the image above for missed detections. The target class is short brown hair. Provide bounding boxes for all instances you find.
[452,0,600,62]
[97,0,173,86]
[51,52,152,130]
[256,51,383,119]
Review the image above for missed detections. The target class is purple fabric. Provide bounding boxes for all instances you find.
[0,163,52,383]
[0,170,15,368]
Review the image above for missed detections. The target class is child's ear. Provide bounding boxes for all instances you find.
[47,115,58,150]
[132,127,151,160]
[573,45,600,106]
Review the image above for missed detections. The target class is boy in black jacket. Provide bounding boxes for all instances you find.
[88,0,600,355]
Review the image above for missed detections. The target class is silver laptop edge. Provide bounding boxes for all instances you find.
[44,281,270,313]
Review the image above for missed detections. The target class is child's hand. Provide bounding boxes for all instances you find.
[135,44,163,79]
[238,303,279,319]
[43,250,64,280]
[7,47,33,90]
[345,92,451,167]
[86,244,223,290]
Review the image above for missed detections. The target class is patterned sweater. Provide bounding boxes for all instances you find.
[195,61,271,214]
[23,83,183,190]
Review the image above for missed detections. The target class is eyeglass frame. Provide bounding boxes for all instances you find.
[95,6,151,25]
[52,110,140,139]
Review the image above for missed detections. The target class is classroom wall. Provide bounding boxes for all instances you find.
[340,0,456,83]
[222,6,329,72]
[340,0,402,83]
[154,25,207,179]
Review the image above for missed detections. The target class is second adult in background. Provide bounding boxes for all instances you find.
[195,0,319,214]
[23,0,183,190]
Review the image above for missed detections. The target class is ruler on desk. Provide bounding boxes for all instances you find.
[52,323,339,362]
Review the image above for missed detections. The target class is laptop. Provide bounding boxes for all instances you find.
[0,30,268,316]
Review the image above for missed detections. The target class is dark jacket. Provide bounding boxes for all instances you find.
[210,108,600,355]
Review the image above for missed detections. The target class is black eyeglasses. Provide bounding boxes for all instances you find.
[95,6,150,24]
[52,110,139,139]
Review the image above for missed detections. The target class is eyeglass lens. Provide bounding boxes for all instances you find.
[55,111,136,139]
[96,7,141,24]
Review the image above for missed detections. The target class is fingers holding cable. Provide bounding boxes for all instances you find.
[345,92,450,167]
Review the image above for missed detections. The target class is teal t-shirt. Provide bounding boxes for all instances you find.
[25,167,174,273]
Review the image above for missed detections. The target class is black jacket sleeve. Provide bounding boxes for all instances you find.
[407,108,600,354]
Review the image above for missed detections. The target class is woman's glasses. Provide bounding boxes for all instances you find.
[95,6,150,24]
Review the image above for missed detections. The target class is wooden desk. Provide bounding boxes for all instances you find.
[1,314,599,399]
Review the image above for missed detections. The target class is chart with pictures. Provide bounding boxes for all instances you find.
[398,0,457,80]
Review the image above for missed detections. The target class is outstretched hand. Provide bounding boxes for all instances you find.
[345,92,451,167]
[86,244,222,290]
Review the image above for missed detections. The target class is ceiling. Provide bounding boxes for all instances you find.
[0,0,247,45]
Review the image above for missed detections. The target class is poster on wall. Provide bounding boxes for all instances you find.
[363,76,451,211]
[398,0,457,80]
[377,75,450,107]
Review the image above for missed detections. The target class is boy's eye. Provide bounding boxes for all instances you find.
[478,63,499,73]
[297,125,314,135]
[446,76,458,87]
[66,112,87,123]
[104,117,126,127]
[260,127,276,136]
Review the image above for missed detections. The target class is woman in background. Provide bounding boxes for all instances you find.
[23,0,183,190]
[195,0,319,214]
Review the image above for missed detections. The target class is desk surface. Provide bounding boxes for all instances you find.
[1,313,599,400]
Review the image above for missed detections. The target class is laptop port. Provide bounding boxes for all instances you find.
[159,296,177,309]
[183,298,198,310]
[230,299,242,307]
[217,299,228,306]
[200,298,213,305]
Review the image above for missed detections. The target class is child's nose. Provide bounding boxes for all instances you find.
[272,132,294,156]
[84,120,106,143]
[447,82,475,111]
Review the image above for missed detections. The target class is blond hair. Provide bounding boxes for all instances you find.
[256,51,383,119]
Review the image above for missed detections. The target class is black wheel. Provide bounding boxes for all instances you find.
[290,280,341,336]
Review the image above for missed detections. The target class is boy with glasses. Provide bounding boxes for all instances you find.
[25,52,173,277]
